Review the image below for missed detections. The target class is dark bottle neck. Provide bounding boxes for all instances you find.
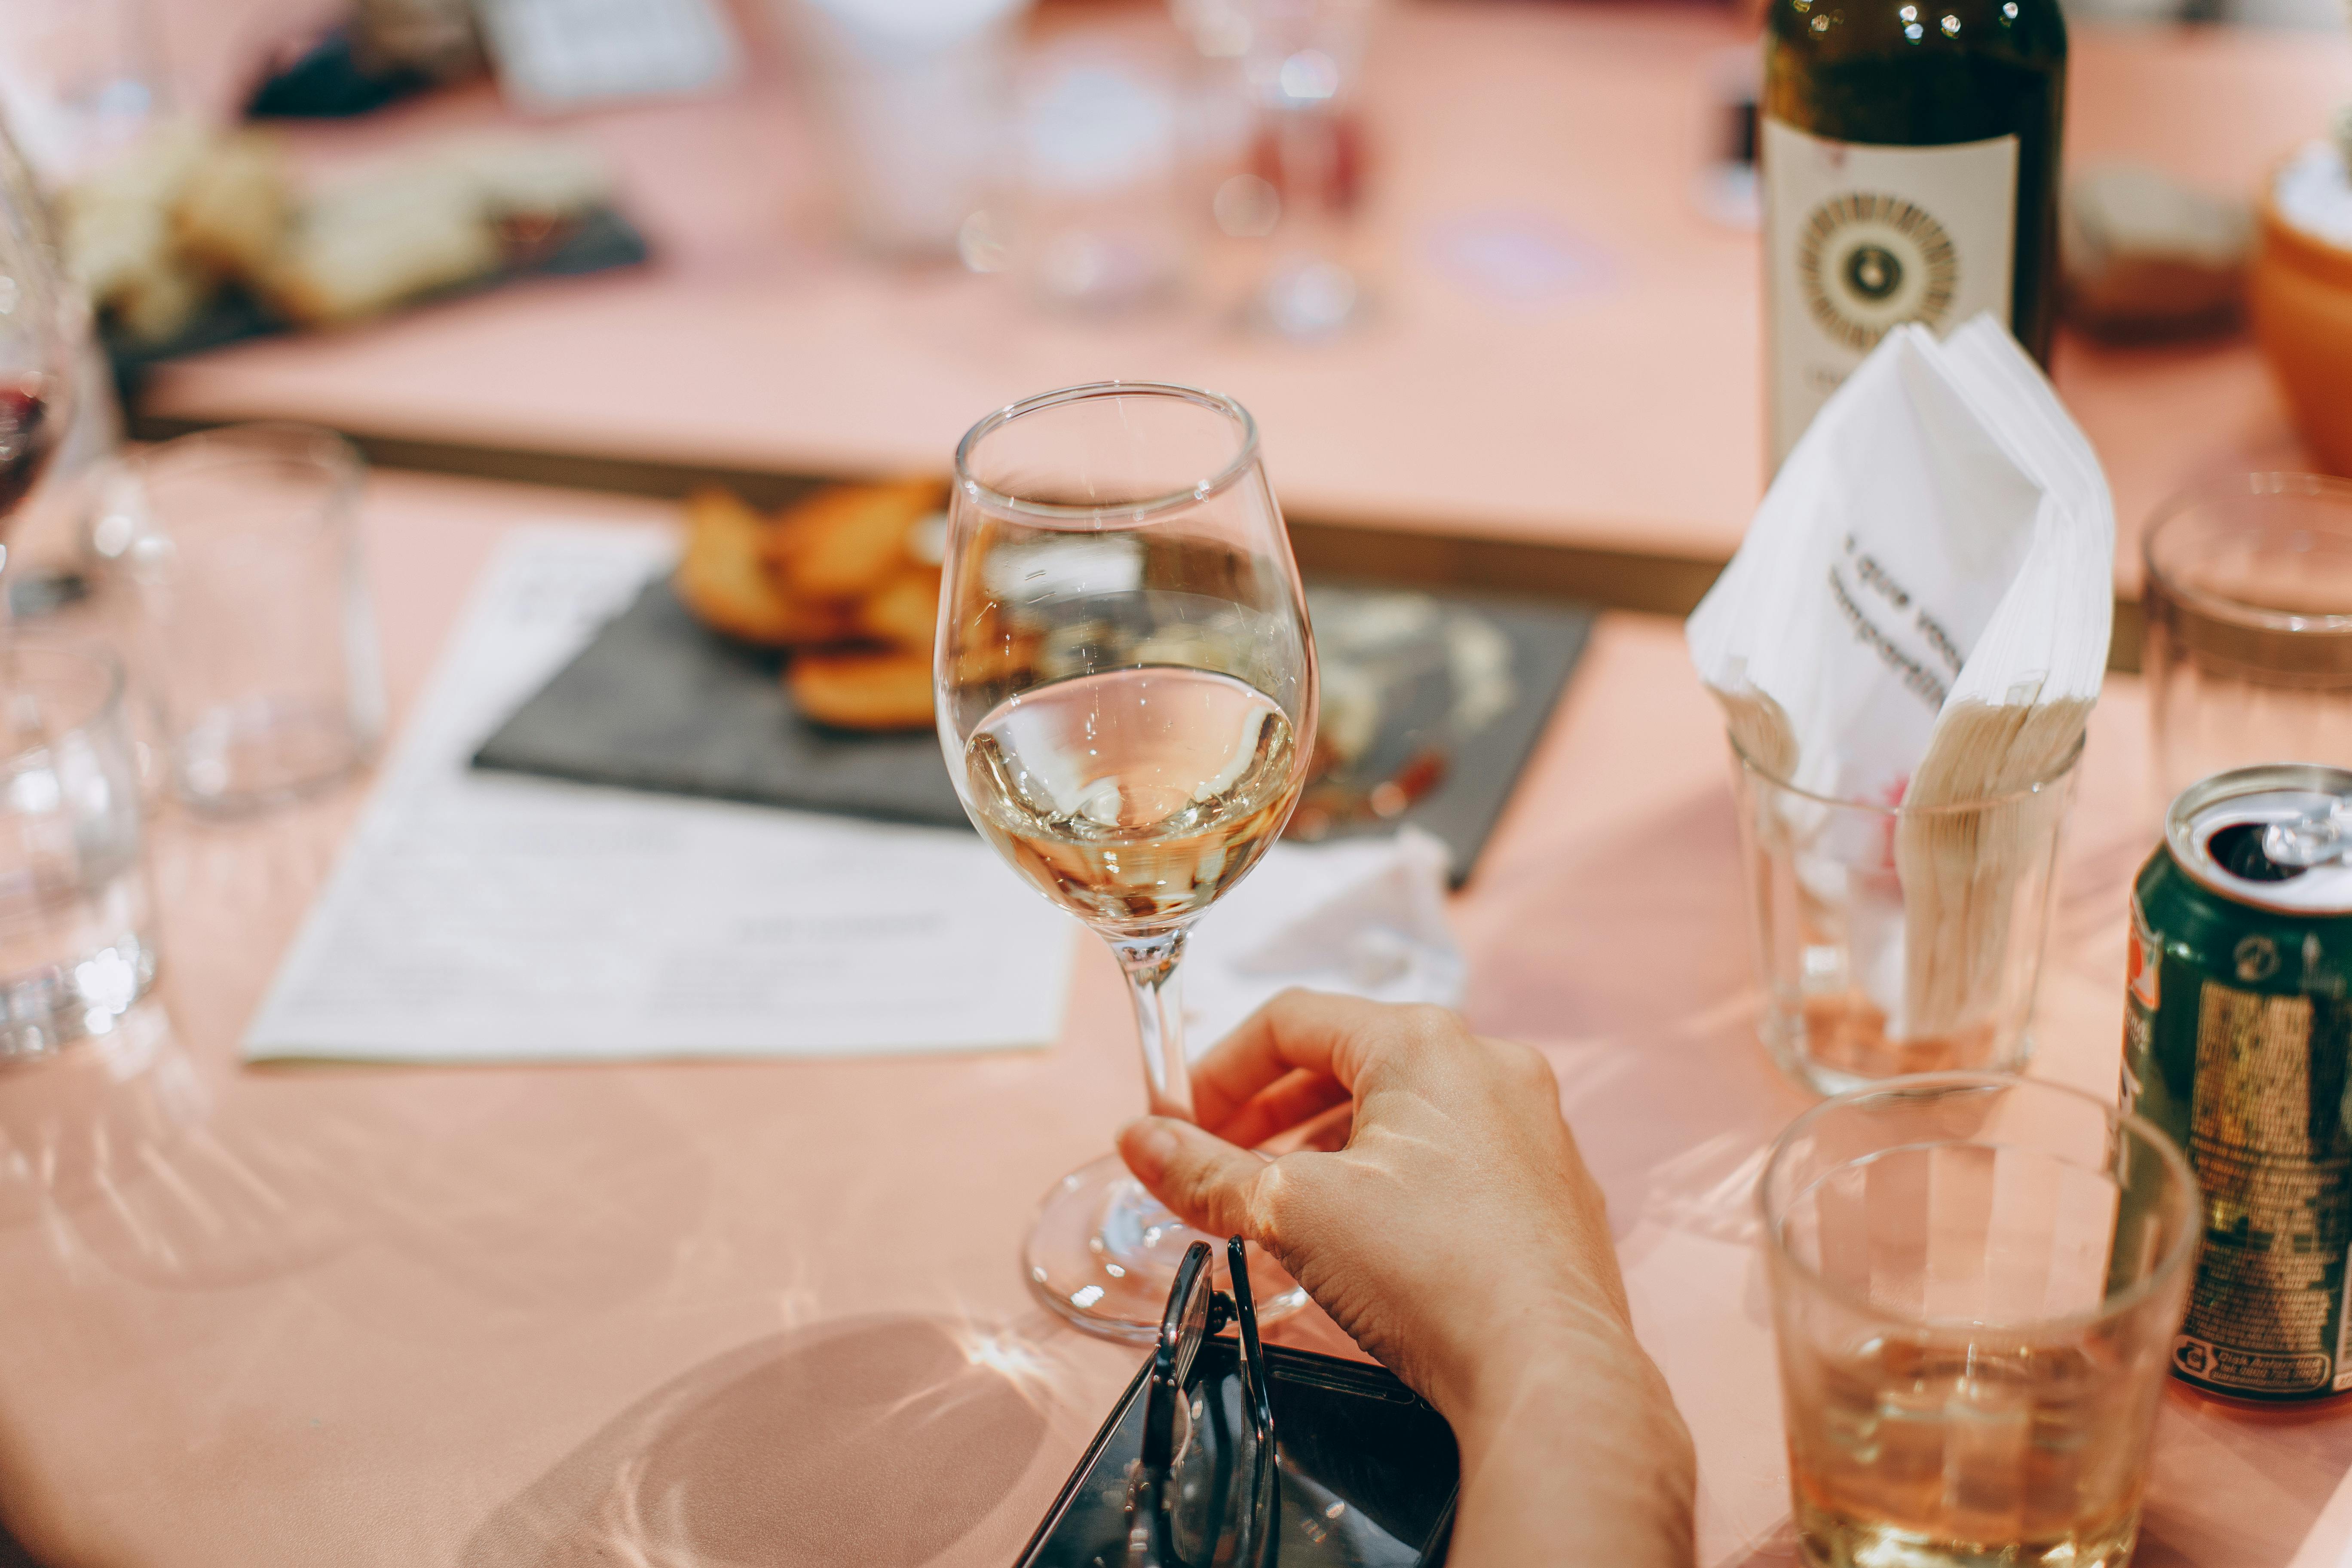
[1767,0,2067,68]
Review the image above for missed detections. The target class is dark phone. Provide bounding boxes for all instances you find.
[1016,1339,1459,1568]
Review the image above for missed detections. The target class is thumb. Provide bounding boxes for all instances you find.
[1118,1117,1275,1240]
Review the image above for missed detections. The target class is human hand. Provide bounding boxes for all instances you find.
[1116,991,1694,1566]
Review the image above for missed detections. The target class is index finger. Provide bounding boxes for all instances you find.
[1190,989,1398,1133]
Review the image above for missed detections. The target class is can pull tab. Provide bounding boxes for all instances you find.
[2263,801,2352,870]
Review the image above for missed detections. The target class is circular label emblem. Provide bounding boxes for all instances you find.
[1797,193,1960,352]
[2235,934,2281,983]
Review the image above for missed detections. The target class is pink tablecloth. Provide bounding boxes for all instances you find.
[0,470,2346,1565]
[135,4,2346,591]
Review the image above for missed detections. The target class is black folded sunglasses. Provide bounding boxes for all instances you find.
[1017,1237,1458,1568]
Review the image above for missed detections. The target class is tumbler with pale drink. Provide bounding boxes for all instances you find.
[1759,1074,2199,1568]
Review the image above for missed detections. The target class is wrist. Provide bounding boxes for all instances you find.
[1442,1305,1669,1458]
[1443,1324,1698,1568]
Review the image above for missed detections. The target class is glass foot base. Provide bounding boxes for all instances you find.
[1025,1151,1308,1342]
[1761,989,2030,1098]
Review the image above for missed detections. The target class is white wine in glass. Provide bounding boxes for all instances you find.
[938,382,1317,1340]
[964,667,1298,931]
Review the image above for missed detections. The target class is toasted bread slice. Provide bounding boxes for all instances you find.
[857,566,943,650]
[262,164,499,326]
[173,133,291,278]
[674,490,846,645]
[764,479,942,602]
[787,648,936,732]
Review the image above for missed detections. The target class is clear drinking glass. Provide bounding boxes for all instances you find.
[2144,472,2352,803]
[774,0,1029,260]
[1235,0,1376,338]
[937,381,1316,1340]
[113,424,384,814]
[1729,734,2081,1095]
[1760,1074,2200,1568]
[0,642,156,1061]
[1004,46,1190,312]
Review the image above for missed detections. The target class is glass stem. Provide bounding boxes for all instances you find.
[1113,931,1192,1124]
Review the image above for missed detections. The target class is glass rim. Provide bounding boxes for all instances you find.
[0,639,126,761]
[126,420,366,530]
[953,381,1261,526]
[1756,1071,2202,1335]
[1727,727,2086,815]
[2143,471,2352,636]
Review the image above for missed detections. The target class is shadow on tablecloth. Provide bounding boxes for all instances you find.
[462,1315,1055,1568]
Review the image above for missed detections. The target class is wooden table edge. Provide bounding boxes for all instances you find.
[126,409,2148,672]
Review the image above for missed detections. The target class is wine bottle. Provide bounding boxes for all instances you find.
[1761,0,2066,466]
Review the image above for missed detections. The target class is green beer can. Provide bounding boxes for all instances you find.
[2124,764,2352,1402]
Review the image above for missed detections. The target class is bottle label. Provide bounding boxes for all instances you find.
[1763,117,2019,466]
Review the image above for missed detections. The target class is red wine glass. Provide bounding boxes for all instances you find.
[0,119,79,636]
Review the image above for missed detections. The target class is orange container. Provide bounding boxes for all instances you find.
[2253,186,2352,478]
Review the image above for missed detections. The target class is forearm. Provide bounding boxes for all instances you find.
[1442,1325,1697,1568]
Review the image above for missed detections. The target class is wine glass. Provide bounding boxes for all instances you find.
[1244,0,1375,340]
[1174,0,1378,338]
[937,381,1317,1341]
[0,116,77,632]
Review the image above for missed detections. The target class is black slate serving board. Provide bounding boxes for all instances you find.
[106,207,651,396]
[470,576,1593,885]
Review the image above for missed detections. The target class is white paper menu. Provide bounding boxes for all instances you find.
[244,524,1075,1063]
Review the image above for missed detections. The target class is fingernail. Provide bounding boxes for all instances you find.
[1120,1118,1179,1179]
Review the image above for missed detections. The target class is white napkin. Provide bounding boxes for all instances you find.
[1685,314,2113,1040]
[1182,827,1464,1053]
[1687,313,2112,805]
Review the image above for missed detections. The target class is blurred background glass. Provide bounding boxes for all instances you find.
[1173,0,1378,337]
[114,424,383,815]
[2144,473,2352,803]
[0,8,137,622]
[0,118,88,642]
[1000,43,1189,311]
[775,0,1031,260]
[0,642,155,1060]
